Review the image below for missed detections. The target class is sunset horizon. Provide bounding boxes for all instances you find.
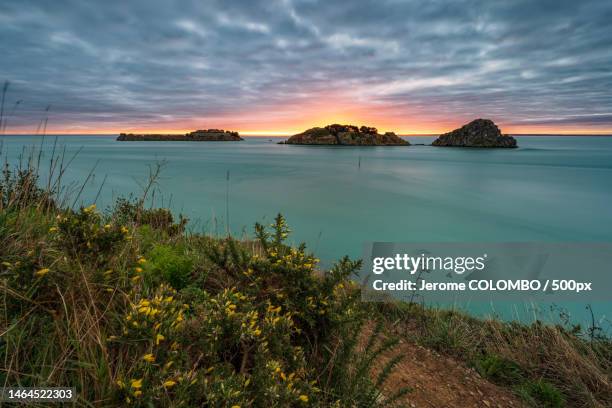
[4,110,612,136]
[6,126,612,136]
[2,1,612,138]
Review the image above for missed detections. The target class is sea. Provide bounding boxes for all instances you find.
[2,134,611,329]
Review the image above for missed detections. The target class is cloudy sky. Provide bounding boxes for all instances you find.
[1,0,611,134]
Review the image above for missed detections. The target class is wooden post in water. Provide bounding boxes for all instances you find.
[225,170,230,236]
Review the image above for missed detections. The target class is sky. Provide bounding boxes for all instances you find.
[1,0,611,135]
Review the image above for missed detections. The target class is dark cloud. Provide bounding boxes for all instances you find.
[0,0,611,132]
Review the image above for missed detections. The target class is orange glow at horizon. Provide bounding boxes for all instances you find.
[6,123,612,136]
[4,97,612,136]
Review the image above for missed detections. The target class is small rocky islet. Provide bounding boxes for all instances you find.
[117,129,243,141]
[280,124,409,146]
[280,119,517,148]
[432,119,517,148]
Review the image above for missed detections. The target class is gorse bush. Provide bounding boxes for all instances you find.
[112,197,187,236]
[55,204,128,264]
[0,163,406,407]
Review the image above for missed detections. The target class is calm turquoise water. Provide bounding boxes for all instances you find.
[2,135,611,327]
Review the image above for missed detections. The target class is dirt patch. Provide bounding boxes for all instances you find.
[369,331,526,407]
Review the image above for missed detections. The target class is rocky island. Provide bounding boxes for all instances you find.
[280,124,409,146]
[117,129,243,141]
[432,119,517,148]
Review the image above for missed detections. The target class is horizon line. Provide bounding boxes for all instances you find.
[3,132,612,137]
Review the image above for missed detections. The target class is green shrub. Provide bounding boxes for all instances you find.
[475,354,524,385]
[518,379,566,408]
[145,244,193,290]
[0,166,54,210]
[55,204,127,265]
[111,197,187,236]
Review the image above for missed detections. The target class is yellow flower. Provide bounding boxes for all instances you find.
[130,378,143,389]
[135,267,143,273]
[121,226,129,234]
[83,204,96,213]
[49,226,58,233]
[138,306,151,315]
[267,305,282,313]
[253,329,261,336]
[116,379,125,389]
[137,257,147,264]
[156,334,165,345]
[231,406,241,408]
[163,380,176,388]
[104,224,111,229]
[34,268,50,277]
[142,353,155,363]
[133,390,142,397]
[299,395,309,402]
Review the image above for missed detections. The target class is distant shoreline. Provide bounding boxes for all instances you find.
[2,133,612,137]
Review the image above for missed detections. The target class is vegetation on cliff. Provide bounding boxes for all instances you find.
[0,152,610,407]
[282,124,409,146]
[378,303,611,407]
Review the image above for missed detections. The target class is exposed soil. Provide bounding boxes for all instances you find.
[367,328,526,407]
